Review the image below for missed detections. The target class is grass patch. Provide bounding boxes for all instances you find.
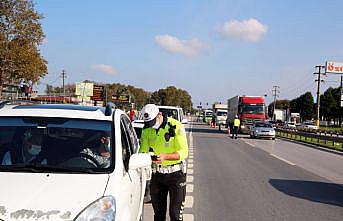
[277,132,343,152]
[319,126,343,133]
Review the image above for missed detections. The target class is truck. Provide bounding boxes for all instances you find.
[226,96,266,133]
[273,109,286,122]
[203,109,213,124]
[212,103,228,131]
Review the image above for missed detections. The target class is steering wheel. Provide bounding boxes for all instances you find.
[80,153,101,168]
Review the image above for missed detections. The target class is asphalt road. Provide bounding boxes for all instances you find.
[144,122,343,221]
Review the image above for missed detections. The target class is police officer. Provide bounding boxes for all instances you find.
[232,115,240,139]
[140,104,189,221]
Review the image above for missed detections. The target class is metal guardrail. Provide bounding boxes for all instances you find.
[276,128,343,150]
[278,126,343,136]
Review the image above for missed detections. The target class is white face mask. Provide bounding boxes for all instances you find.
[28,145,41,155]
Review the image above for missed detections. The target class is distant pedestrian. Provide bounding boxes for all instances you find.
[232,115,240,139]
[129,107,135,122]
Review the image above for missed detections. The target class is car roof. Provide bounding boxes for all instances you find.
[157,105,182,110]
[0,104,113,121]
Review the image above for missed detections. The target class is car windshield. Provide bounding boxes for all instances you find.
[241,104,265,114]
[217,111,227,116]
[255,123,272,128]
[159,108,179,120]
[205,112,213,117]
[0,117,113,173]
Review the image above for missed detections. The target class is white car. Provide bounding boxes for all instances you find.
[157,105,188,124]
[250,122,276,140]
[299,122,318,130]
[0,102,151,221]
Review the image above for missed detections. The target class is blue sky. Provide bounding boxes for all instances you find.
[35,0,343,106]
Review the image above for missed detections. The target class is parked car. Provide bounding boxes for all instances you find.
[250,122,276,140]
[0,102,151,221]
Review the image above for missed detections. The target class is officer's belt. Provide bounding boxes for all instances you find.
[152,162,185,174]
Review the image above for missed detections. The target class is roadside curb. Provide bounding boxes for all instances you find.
[277,136,343,156]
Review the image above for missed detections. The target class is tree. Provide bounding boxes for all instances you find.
[289,92,314,121]
[150,86,193,112]
[0,0,47,97]
[320,86,341,125]
[268,99,290,118]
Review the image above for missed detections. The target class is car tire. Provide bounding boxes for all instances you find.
[272,137,275,140]
[219,125,222,131]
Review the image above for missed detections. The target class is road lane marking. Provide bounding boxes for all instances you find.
[185,196,194,208]
[187,169,193,174]
[187,175,194,183]
[186,184,194,193]
[188,159,193,163]
[184,214,194,221]
[270,154,296,166]
[188,163,193,168]
[244,141,256,147]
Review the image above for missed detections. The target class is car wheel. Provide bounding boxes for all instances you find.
[219,125,222,131]
[272,137,275,140]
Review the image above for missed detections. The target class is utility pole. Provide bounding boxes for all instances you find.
[272,85,280,120]
[314,65,325,127]
[61,69,67,97]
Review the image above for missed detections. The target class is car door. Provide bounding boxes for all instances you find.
[121,116,142,218]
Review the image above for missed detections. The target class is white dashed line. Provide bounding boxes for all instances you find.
[188,163,193,168]
[184,214,194,221]
[186,184,194,193]
[270,154,296,166]
[187,175,194,183]
[244,141,255,147]
[188,159,193,163]
[184,196,194,208]
[187,169,194,174]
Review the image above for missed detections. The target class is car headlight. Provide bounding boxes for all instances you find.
[75,196,116,221]
[255,129,259,133]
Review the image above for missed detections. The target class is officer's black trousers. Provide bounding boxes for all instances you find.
[150,171,187,221]
[232,126,239,139]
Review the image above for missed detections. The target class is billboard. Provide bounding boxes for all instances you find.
[91,85,105,101]
[75,83,94,97]
[325,61,343,74]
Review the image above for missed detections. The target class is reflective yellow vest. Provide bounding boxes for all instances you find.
[140,117,189,166]
[234,118,240,127]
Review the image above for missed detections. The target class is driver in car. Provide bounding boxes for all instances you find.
[80,134,111,168]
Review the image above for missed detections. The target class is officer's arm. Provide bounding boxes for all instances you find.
[139,129,149,153]
[174,124,189,161]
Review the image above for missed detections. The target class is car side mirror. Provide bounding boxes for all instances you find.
[181,119,188,124]
[129,153,152,170]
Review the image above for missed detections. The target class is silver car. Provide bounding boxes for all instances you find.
[250,122,276,140]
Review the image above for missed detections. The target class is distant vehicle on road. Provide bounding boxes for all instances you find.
[227,96,266,133]
[212,103,228,131]
[298,121,318,130]
[285,121,297,128]
[203,109,213,124]
[250,122,276,140]
[157,105,188,124]
[0,103,151,221]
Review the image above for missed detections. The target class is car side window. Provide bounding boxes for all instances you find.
[120,120,132,171]
[122,116,139,154]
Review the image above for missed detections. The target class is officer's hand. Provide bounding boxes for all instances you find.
[156,154,167,164]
